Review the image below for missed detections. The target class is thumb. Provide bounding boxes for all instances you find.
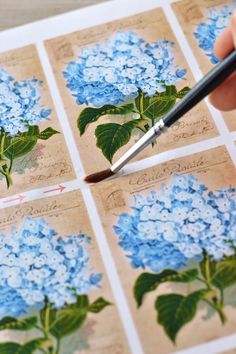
[209,12,236,111]
[213,11,236,60]
[230,12,236,48]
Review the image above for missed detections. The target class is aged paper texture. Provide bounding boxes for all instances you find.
[172,0,236,131]
[91,145,236,354]
[45,8,218,175]
[0,45,75,197]
[0,190,130,354]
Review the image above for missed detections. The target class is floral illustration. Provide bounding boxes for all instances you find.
[114,174,236,342]
[194,1,236,63]
[0,68,59,189]
[0,217,110,354]
[64,31,189,162]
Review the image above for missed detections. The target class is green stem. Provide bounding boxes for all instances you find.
[204,255,211,289]
[216,303,227,324]
[4,168,12,188]
[41,302,60,354]
[200,255,227,324]
[0,129,5,156]
[0,130,12,188]
[204,299,227,324]
[137,90,147,120]
[139,91,144,117]
[8,157,13,174]
[55,339,61,354]
[151,116,155,128]
[219,287,224,307]
[137,126,147,134]
[44,304,51,339]
[215,287,226,323]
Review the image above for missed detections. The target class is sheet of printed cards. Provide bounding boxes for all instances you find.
[0,0,236,353]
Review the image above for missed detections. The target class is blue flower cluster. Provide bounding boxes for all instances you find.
[194,2,236,63]
[0,217,102,318]
[63,31,186,107]
[113,174,236,273]
[0,68,51,136]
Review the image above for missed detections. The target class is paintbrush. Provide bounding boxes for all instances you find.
[85,49,236,183]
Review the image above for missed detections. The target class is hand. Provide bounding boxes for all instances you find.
[209,13,236,111]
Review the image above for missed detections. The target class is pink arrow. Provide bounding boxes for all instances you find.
[3,194,25,204]
[44,185,66,194]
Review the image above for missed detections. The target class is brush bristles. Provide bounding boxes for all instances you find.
[84,168,115,184]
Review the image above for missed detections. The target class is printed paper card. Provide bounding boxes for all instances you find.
[0,190,129,354]
[0,45,75,197]
[172,0,236,131]
[45,7,218,175]
[0,0,236,353]
[91,146,236,354]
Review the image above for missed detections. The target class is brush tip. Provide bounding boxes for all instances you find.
[84,168,115,184]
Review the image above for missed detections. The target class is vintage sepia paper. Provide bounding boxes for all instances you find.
[0,190,130,354]
[172,0,236,131]
[91,146,236,354]
[0,45,75,198]
[0,0,236,353]
[45,8,218,175]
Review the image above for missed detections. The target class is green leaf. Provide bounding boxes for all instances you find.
[162,85,178,96]
[0,339,51,354]
[18,338,51,354]
[77,103,134,135]
[38,127,59,140]
[49,295,89,339]
[176,86,190,98]
[143,86,177,120]
[134,269,198,307]
[156,289,209,343]
[89,297,111,313]
[0,316,37,331]
[4,126,39,160]
[0,343,21,354]
[144,95,176,120]
[141,85,190,120]
[212,256,236,289]
[199,254,236,289]
[95,119,145,162]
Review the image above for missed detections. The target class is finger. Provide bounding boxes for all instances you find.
[230,12,236,48]
[213,26,233,60]
[209,71,236,111]
[210,12,236,110]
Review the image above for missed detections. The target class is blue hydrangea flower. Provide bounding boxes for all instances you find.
[0,69,51,136]
[113,174,236,272]
[194,2,236,63]
[0,217,102,318]
[0,286,28,318]
[63,31,187,107]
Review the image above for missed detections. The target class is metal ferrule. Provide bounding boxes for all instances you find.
[111,118,166,173]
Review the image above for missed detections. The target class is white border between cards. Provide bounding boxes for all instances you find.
[0,0,163,53]
[173,332,236,354]
[0,0,235,353]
